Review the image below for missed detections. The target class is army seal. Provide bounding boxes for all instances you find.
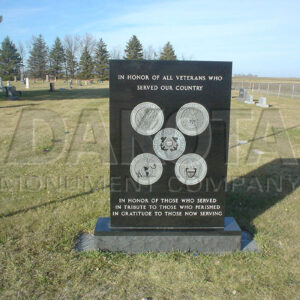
[130,102,164,136]
[153,128,186,161]
[176,102,209,136]
[130,153,163,185]
[175,153,207,185]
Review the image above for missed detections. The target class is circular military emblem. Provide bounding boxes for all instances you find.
[130,102,164,136]
[130,153,163,185]
[176,102,209,136]
[153,128,186,161]
[175,154,207,185]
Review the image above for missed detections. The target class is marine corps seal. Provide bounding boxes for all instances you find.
[130,153,163,185]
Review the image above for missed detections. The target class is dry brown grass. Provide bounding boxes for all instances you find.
[0,80,299,299]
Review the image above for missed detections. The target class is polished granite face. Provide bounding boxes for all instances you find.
[109,60,232,229]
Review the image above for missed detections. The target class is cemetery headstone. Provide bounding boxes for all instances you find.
[93,60,242,253]
[49,83,55,92]
[46,75,49,82]
[4,86,21,100]
[244,94,255,104]
[85,80,88,86]
[256,97,269,108]
[7,81,10,87]
[237,88,247,102]
[25,78,30,89]
[20,69,24,84]
[14,76,17,82]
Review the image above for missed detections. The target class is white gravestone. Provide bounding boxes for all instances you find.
[237,88,247,102]
[7,81,10,87]
[256,97,269,108]
[245,94,255,104]
[25,78,30,89]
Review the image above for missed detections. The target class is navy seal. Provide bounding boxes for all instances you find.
[175,153,207,185]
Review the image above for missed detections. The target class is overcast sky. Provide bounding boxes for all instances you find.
[1,0,299,77]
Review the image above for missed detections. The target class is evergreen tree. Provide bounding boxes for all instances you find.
[49,37,65,78]
[79,46,94,79]
[94,38,109,80]
[0,36,21,80]
[65,47,77,78]
[27,35,48,79]
[124,35,143,60]
[159,42,177,60]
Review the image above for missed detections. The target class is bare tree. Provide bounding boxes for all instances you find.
[143,45,157,60]
[17,41,26,63]
[64,34,80,56]
[25,36,35,53]
[17,41,26,80]
[80,33,96,54]
[181,53,194,61]
[110,46,122,59]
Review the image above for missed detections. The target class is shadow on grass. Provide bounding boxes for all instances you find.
[230,124,300,149]
[0,103,39,109]
[0,185,109,219]
[0,88,109,101]
[226,158,300,234]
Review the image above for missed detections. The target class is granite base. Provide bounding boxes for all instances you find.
[78,217,243,254]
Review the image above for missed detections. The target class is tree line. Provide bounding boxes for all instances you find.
[0,34,177,81]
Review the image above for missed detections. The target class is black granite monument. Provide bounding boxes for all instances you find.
[94,60,242,253]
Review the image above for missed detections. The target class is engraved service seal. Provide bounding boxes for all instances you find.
[153,128,186,161]
[130,153,163,185]
[175,153,207,185]
[130,102,164,136]
[176,102,209,136]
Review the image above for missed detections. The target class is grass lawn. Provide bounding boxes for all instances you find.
[0,80,299,299]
